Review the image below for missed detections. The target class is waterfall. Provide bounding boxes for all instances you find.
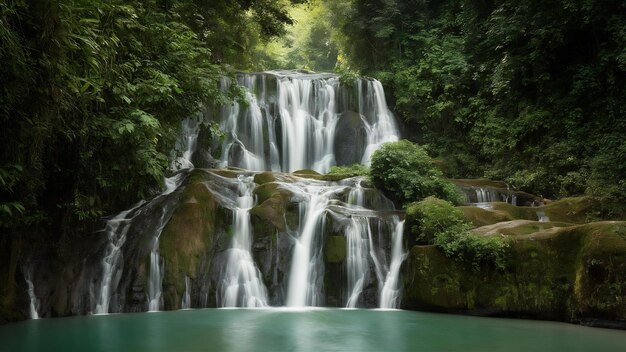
[170,117,200,171]
[82,71,405,315]
[216,71,399,173]
[286,182,347,307]
[94,203,143,315]
[536,211,550,222]
[181,276,191,309]
[24,269,39,319]
[380,220,406,309]
[218,175,269,307]
[286,189,326,307]
[147,173,186,312]
[360,80,400,165]
[345,180,369,308]
[345,217,370,308]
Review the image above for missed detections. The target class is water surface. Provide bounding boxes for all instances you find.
[1,309,625,352]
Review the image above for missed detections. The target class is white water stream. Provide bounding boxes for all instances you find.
[217,71,399,173]
[24,268,39,319]
[218,175,269,307]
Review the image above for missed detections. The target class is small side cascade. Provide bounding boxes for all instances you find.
[24,268,39,320]
[147,211,166,312]
[475,188,500,203]
[380,220,406,309]
[94,203,143,315]
[536,211,550,222]
[181,276,191,309]
[147,174,186,312]
[170,117,200,171]
[218,175,269,307]
[360,80,400,165]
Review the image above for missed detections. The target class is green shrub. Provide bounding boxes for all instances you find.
[405,197,469,244]
[434,228,510,271]
[405,197,510,271]
[370,140,463,205]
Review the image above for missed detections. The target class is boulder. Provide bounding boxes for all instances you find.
[402,221,626,328]
[333,111,368,166]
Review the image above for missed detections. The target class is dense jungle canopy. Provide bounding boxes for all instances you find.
[1,0,624,248]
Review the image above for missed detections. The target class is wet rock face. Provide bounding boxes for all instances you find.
[333,111,369,166]
[458,196,606,227]
[402,221,626,328]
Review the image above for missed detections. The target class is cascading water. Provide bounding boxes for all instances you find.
[345,217,370,308]
[344,180,370,308]
[71,70,406,317]
[147,173,186,312]
[93,203,143,315]
[24,268,39,319]
[218,175,269,308]
[279,177,406,309]
[286,183,346,307]
[170,117,200,171]
[379,220,406,309]
[216,71,399,173]
[181,276,191,309]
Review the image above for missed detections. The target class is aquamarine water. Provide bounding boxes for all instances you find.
[1,309,625,352]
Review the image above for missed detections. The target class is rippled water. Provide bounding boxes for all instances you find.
[1,309,625,352]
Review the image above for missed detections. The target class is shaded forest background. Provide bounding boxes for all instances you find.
[1,0,624,248]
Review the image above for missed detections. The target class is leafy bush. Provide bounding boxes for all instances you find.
[405,197,469,244]
[405,197,510,271]
[370,140,463,205]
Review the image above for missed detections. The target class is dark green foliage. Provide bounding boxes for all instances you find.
[370,140,463,205]
[405,197,469,245]
[330,0,626,210]
[0,0,294,241]
[405,197,510,271]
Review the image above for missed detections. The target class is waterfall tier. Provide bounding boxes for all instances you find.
[172,70,400,173]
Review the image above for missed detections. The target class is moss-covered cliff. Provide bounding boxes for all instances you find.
[403,198,626,327]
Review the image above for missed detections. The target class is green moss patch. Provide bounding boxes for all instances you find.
[325,236,347,263]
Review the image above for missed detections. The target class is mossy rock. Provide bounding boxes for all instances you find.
[210,169,241,179]
[540,197,604,223]
[254,172,277,185]
[254,182,294,205]
[325,236,347,263]
[402,221,626,326]
[459,206,514,227]
[251,182,298,233]
[460,197,606,227]
[293,169,321,176]
[159,174,224,306]
[472,220,572,236]
[250,196,289,233]
[254,172,298,185]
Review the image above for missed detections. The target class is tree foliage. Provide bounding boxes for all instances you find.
[370,140,463,205]
[0,0,295,238]
[405,197,510,271]
[329,0,626,213]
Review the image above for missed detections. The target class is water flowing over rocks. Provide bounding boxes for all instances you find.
[2,71,624,330]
